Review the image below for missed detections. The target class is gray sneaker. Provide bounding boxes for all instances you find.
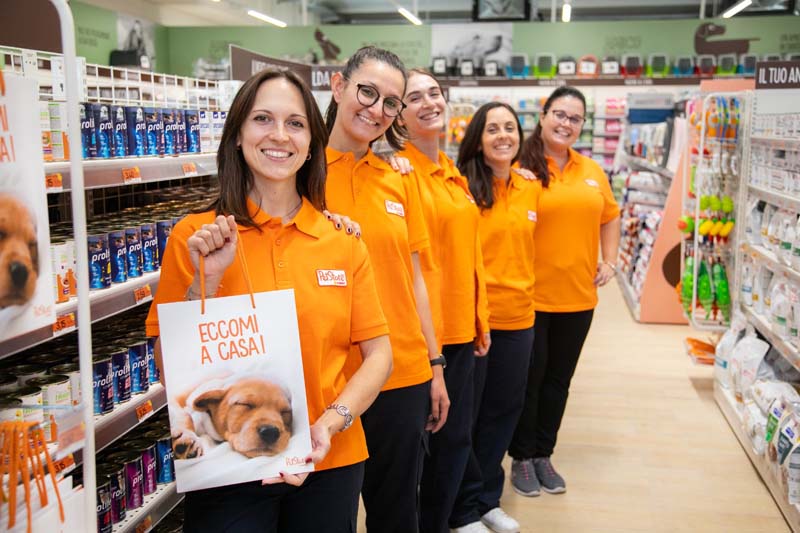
[534,457,566,494]
[510,458,540,497]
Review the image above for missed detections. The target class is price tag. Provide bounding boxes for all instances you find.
[134,284,153,304]
[182,162,198,177]
[52,312,76,337]
[122,166,142,184]
[136,400,154,422]
[46,173,64,192]
[52,454,75,475]
[135,515,153,533]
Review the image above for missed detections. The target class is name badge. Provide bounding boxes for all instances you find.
[317,269,347,287]
[385,200,405,217]
[585,179,599,187]
[527,210,537,222]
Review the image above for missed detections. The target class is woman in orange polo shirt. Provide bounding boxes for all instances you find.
[145,69,392,532]
[398,69,491,533]
[509,86,620,497]
[449,102,541,533]
[324,46,447,533]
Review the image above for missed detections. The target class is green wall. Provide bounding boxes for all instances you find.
[72,1,118,65]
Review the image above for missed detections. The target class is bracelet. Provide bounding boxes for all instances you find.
[185,286,216,301]
[325,404,353,432]
[603,261,617,272]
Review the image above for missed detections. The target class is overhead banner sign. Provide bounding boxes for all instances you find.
[756,60,800,89]
[229,45,311,84]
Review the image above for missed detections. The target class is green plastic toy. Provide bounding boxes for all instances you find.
[698,259,714,319]
[681,256,695,315]
[713,260,731,322]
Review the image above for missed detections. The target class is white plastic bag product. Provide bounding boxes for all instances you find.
[715,313,747,389]
[768,209,786,253]
[767,397,792,462]
[772,280,791,339]
[746,198,762,246]
[743,398,769,456]
[761,204,776,251]
[792,286,800,348]
[741,261,754,307]
[729,331,770,403]
[781,213,797,266]
[753,264,774,316]
[792,216,800,271]
[749,380,799,415]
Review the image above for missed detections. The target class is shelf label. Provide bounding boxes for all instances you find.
[136,399,154,422]
[122,166,142,184]
[52,312,76,337]
[46,173,64,192]
[756,61,800,90]
[134,284,153,304]
[182,162,198,177]
[52,454,75,475]
[135,515,153,533]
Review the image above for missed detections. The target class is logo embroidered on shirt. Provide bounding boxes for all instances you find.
[527,210,538,222]
[385,200,405,217]
[316,270,347,287]
[585,179,599,187]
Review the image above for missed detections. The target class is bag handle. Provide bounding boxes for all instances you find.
[198,226,256,314]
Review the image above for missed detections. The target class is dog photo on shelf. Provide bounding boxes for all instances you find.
[157,289,313,492]
[0,71,55,344]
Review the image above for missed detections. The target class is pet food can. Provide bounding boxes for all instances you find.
[97,462,127,523]
[0,397,23,422]
[125,226,143,278]
[28,374,72,442]
[123,439,158,495]
[93,353,114,415]
[88,233,112,290]
[49,363,81,406]
[144,429,175,484]
[140,222,159,272]
[0,375,17,393]
[145,337,159,384]
[28,353,72,368]
[11,386,44,425]
[106,451,143,510]
[109,229,128,284]
[96,476,113,533]
[109,347,132,404]
[11,364,48,386]
[156,220,173,265]
[127,339,150,394]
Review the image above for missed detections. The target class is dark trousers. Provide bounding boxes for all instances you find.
[361,380,431,533]
[509,310,594,459]
[450,327,535,527]
[182,462,364,533]
[419,342,475,533]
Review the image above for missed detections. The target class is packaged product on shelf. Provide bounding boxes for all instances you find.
[127,337,150,394]
[111,105,128,158]
[109,347,132,405]
[750,380,799,415]
[0,375,17,393]
[143,428,175,484]
[9,385,44,425]
[96,471,114,533]
[741,260,754,307]
[27,374,71,441]
[788,445,800,504]
[156,219,173,262]
[49,362,81,406]
[11,363,48,385]
[185,109,201,153]
[125,225,144,278]
[767,397,793,460]
[125,106,147,157]
[199,110,212,152]
[776,413,800,481]
[753,264,774,316]
[105,450,144,510]
[145,107,165,157]
[109,229,128,284]
[88,233,112,290]
[729,332,770,403]
[0,397,23,422]
[93,352,114,415]
[50,240,73,303]
[715,313,746,389]
[93,103,113,159]
[48,101,70,160]
[771,280,791,338]
[163,108,178,156]
[39,101,53,162]
[761,204,776,252]
[122,439,159,495]
[141,222,160,272]
[79,102,97,159]
[212,110,226,151]
[742,399,768,456]
[745,198,762,246]
[792,286,800,347]
[97,462,127,525]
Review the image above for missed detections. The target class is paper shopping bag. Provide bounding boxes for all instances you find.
[157,283,313,493]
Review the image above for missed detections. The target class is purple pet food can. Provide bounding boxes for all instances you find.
[97,462,127,524]
[107,451,143,510]
[123,439,158,495]
[144,429,175,483]
[110,347,131,404]
[92,353,114,415]
[96,476,113,533]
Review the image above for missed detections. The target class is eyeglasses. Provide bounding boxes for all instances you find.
[346,78,406,118]
[549,109,585,127]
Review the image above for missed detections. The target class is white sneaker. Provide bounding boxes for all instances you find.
[451,521,492,533]
[480,507,520,533]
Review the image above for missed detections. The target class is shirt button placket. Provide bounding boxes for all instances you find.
[274,231,291,289]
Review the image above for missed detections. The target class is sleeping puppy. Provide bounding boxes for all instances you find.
[170,373,293,460]
[0,194,39,308]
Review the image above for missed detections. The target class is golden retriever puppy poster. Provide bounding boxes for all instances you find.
[157,289,313,492]
[0,73,55,343]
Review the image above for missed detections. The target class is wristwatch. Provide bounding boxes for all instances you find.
[429,355,447,368]
[326,403,353,432]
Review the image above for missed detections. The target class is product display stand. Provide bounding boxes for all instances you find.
[715,61,800,533]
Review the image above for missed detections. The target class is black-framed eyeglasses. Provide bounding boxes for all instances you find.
[346,77,406,118]
[549,109,585,127]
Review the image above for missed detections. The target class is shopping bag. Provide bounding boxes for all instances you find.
[157,246,313,493]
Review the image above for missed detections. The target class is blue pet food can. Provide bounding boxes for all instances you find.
[88,233,111,290]
[109,229,128,284]
[144,107,164,157]
[144,336,159,384]
[185,109,201,153]
[110,347,131,404]
[125,106,147,157]
[93,103,113,159]
[125,226,143,278]
[140,223,159,272]
[156,220,172,266]
[175,108,186,153]
[92,353,114,415]
[144,429,175,484]
[79,102,97,159]
[111,105,128,158]
[127,340,150,394]
[162,109,177,156]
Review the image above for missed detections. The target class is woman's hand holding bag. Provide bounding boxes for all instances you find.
[186,214,238,296]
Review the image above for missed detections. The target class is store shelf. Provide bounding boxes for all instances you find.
[593,150,617,156]
[45,153,217,193]
[113,482,184,533]
[439,76,749,88]
[715,384,800,532]
[573,142,593,149]
[625,155,674,179]
[0,271,160,358]
[748,184,800,212]
[750,135,800,147]
[97,384,166,451]
[616,271,641,321]
[592,131,621,137]
[742,306,800,373]
[742,242,800,285]
[593,114,626,120]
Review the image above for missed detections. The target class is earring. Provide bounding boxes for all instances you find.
[306,152,312,161]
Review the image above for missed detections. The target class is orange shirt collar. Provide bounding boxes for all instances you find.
[325,145,393,172]
[403,141,442,177]
[545,147,580,178]
[240,196,323,239]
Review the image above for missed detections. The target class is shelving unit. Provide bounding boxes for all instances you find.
[113,482,184,533]
[627,155,675,179]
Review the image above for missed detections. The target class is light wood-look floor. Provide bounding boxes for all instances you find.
[359,280,790,532]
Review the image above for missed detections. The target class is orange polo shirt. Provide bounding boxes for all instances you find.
[325,146,433,391]
[399,142,490,346]
[534,148,620,312]
[145,198,389,472]
[477,173,542,330]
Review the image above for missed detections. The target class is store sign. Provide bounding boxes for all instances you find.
[229,45,311,84]
[756,60,800,89]
[311,66,343,91]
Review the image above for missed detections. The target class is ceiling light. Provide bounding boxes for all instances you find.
[562,2,571,22]
[247,9,287,27]
[722,0,752,18]
[398,7,422,25]
[210,0,221,3]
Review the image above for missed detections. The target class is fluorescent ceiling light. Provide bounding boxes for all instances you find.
[562,2,571,22]
[722,0,752,18]
[247,9,287,27]
[398,7,422,25]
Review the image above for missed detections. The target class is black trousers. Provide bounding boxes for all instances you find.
[509,310,594,459]
[182,462,364,533]
[419,342,475,533]
[361,380,431,533]
[451,327,535,528]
